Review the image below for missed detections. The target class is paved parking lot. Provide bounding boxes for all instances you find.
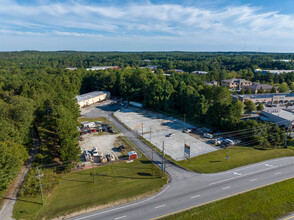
[114,107,217,161]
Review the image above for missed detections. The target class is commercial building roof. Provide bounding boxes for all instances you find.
[234,93,294,99]
[262,110,294,122]
[191,71,208,74]
[76,91,109,102]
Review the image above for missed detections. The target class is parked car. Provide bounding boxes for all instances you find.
[166,133,175,137]
[92,147,99,157]
[106,153,115,161]
[203,133,213,138]
[220,143,230,148]
[118,145,125,152]
[207,139,216,144]
[222,139,234,146]
[102,126,108,132]
[183,128,191,133]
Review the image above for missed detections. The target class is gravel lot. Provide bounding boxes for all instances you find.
[114,107,217,161]
[79,133,123,160]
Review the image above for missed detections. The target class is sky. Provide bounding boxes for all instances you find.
[1,0,294,52]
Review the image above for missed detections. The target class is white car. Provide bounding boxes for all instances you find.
[166,133,175,137]
[203,133,213,138]
[183,129,191,133]
[92,148,99,157]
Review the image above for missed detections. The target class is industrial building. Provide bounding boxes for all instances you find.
[191,71,208,75]
[260,109,294,128]
[76,91,110,107]
[86,66,119,71]
[255,69,294,75]
[233,93,294,105]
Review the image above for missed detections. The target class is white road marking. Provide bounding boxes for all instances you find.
[74,185,170,220]
[250,179,257,182]
[233,172,242,176]
[212,158,294,176]
[191,195,200,199]
[114,216,127,220]
[155,204,165,209]
[209,166,277,186]
[265,164,273,167]
[222,186,231,189]
[275,172,281,175]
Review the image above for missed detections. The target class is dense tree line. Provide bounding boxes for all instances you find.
[80,68,285,148]
[0,67,81,196]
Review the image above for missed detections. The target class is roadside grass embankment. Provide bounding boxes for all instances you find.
[162,176,294,220]
[176,145,294,173]
[13,144,168,220]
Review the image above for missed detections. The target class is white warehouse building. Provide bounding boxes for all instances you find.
[76,91,110,107]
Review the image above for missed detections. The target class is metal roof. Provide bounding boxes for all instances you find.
[76,91,109,102]
[262,110,294,122]
[235,93,294,99]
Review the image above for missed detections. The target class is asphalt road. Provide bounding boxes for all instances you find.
[72,101,294,220]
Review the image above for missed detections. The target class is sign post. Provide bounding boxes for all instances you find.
[184,144,190,160]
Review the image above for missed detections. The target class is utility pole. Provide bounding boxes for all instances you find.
[284,124,292,148]
[162,141,165,177]
[142,122,144,137]
[152,147,154,169]
[36,167,44,205]
[92,162,95,183]
[150,126,152,142]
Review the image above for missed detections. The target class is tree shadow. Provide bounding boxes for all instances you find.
[2,197,42,205]
[94,173,160,180]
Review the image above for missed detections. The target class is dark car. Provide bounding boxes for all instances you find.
[118,145,125,152]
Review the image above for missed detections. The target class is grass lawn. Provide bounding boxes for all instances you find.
[163,177,294,220]
[13,155,168,220]
[176,145,294,173]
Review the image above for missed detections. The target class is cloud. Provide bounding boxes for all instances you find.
[0,0,294,51]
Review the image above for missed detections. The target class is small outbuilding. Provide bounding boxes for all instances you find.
[128,151,138,160]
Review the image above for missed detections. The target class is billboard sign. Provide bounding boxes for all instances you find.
[184,144,190,159]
